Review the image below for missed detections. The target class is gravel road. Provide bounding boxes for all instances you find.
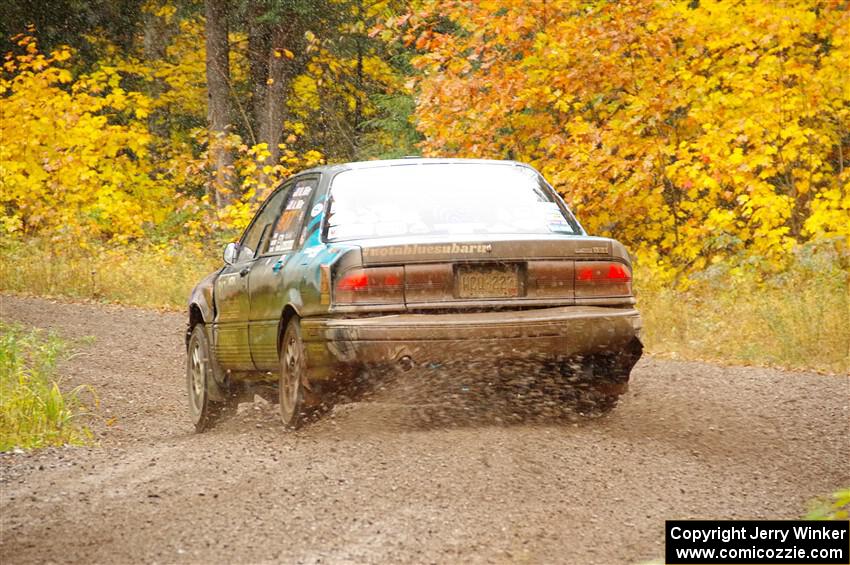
[1,295,848,564]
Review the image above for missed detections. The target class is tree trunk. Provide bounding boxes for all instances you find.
[143,7,175,139]
[143,7,171,61]
[205,0,236,208]
[262,25,290,164]
[250,6,312,199]
[352,0,365,159]
[248,0,270,139]
[255,23,293,198]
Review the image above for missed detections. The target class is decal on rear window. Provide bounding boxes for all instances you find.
[261,178,318,254]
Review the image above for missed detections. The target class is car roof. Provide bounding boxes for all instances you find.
[296,157,531,177]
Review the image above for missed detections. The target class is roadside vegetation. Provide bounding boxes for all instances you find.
[2,238,847,374]
[807,488,850,521]
[639,240,850,374]
[0,238,219,310]
[0,322,93,451]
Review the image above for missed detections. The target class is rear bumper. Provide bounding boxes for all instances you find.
[301,306,642,377]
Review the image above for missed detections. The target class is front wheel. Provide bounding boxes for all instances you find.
[187,324,230,432]
[279,317,308,430]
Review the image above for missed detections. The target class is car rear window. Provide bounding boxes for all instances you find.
[326,163,580,241]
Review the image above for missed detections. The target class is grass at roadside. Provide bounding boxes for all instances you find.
[1,237,847,373]
[638,242,849,374]
[0,237,220,310]
[0,321,94,451]
[806,488,850,520]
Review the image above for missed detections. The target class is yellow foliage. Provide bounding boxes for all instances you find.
[1,32,324,244]
[0,36,175,242]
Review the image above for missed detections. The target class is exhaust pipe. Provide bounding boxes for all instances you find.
[397,355,415,372]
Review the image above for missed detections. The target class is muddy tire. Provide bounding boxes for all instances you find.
[187,324,230,432]
[279,316,308,430]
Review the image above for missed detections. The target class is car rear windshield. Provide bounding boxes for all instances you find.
[325,163,580,241]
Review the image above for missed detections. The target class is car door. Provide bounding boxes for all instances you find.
[214,187,290,371]
[247,176,320,371]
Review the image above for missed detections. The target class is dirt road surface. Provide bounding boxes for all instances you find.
[1,295,848,564]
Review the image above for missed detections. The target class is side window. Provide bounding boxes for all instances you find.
[237,186,290,262]
[265,178,318,254]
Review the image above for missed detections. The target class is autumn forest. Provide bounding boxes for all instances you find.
[1,0,848,371]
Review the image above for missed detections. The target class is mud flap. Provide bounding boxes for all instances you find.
[613,337,644,378]
[200,324,231,403]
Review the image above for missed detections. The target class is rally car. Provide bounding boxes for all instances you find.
[186,158,643,430]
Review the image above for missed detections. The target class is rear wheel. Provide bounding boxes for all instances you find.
[187,324,230,432]
[279,317,308,430]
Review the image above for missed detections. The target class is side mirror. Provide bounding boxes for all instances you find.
[223,242,239,265]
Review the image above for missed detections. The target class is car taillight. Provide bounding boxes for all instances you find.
[575,261,632,298]
[333,267,404,304]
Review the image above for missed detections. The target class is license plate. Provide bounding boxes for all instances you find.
[457,265,520,298]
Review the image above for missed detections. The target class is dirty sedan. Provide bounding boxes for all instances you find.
[186,158,643,430]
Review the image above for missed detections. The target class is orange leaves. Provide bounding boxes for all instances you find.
[407,0,850,277]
